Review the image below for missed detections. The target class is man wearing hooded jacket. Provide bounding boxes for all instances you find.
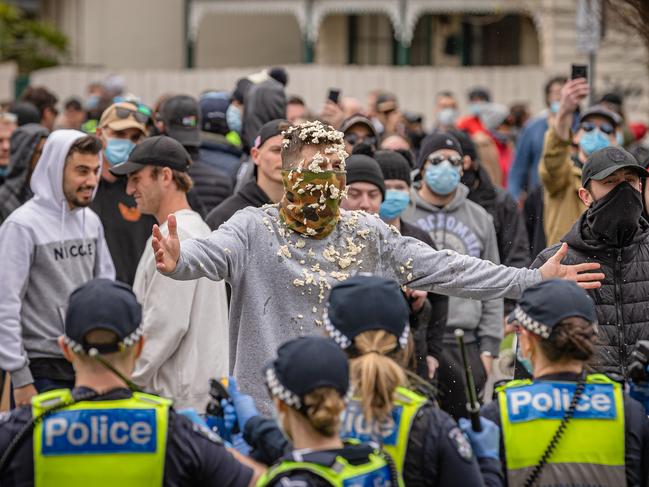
[0,130,115,407]
[532,146,649,382]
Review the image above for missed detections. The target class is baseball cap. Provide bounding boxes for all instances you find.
[339,114,378,140]
[345,154,386,199]
[578,105,621,129]
[99,102,147,133]
[324,275,411,350]
[418,132,463,167]
[64,279,143,355]
[160,95,200,147]
[254,119,289,149]
[507,280,596,339]
[199,91,230,133]
[264,336,349,411]
[110,135,191,176]
[581,146,649,187]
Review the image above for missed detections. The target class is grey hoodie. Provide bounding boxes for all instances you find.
[166,204,540,413]
[407,184,503,354]
[0,130,115,387]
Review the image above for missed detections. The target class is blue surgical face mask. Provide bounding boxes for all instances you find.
[550,101,560,114]
[104,138,136,165]
[515,335,534,376]
[380,189,410,220]
[468,102,485,117]
[616,130,624,146]
[226,104,242,134]
[437,108,458,127]
[579,128,611,155]
[424,160,461,196]
[86,95,99,110]
[0,166,8,177]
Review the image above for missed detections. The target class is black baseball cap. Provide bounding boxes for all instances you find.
[578,105,621,129]
[581,146,649,187]
[264,336,349,412]
[64,279,143,354]
[507,280,596,339]
[340,115,378,139]
[160,95,200,147]
[324,275,411,351]
[110,135,192,176]
[254,119,289,149]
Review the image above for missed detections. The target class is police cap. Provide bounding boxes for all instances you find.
[507,279,596,339]
[64,278,143,355]
[264,336,349,412]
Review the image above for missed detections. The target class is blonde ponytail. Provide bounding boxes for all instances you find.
[303,387,346,437]
[349,330,408,424]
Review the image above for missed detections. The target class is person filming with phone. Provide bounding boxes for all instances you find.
[539,68,621,246]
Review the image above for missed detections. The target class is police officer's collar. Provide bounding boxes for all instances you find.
[286,443,374,467]
[72,386,132,401]
[534,371,584,382]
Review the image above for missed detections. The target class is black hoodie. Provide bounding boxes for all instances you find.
[205,178,271,230]
[532,213,649,381]
[0,123,48,225]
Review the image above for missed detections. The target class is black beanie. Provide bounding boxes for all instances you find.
[374,150,411,186]
[345,154,386,199]
[417,132,463,168]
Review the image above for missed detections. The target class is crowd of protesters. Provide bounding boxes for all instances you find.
[0,66,648,486]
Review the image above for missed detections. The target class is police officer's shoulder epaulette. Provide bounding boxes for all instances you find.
[190,422,224,445]
[447,426,474,462]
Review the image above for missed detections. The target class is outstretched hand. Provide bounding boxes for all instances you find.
[539,243,604,289]
[152,214,180,273]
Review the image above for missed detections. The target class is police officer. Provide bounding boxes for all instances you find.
[234,276,503,487]
[0,278,260,487]
[481,279,649,487]
[257,335,401,487]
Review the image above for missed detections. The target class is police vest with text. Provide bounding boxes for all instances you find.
[339,386,428,473]
[498,374,626,487]
[257,443,402,487]
[32,389,171,487]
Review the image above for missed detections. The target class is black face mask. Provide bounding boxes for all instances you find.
[586,181,643,246]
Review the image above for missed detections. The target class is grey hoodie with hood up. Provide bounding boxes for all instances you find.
[407,184,503,355]
[0,130,115,387]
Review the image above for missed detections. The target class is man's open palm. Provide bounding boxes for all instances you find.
[152,214,180,273]
[539,243,604,289]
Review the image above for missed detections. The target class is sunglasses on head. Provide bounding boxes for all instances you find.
[344,133,377,147]
[580,121,614,135]
[427,155,463,166]
[115,104,151,124]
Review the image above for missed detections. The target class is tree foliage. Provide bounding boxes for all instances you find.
[605,0,649,60]
[0,2,68,73]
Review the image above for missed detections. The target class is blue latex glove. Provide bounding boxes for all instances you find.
[459,417,500,460]
[227,376,260,431]
[230,433,251,456]
[177,408,210,428]
[221,399,238,433]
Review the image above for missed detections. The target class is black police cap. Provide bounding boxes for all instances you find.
[507,279,596,339]
[64,279,143,355]
[324,275,410,350]
[264,336,349,411]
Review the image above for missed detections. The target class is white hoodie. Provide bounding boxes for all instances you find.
[0,130,115,387]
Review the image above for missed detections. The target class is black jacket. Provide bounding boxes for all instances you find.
[0,387,252,487]
[481,372,649,487]
[523,185,546,261]
[243,405,503,487]
[400,221,448,368]
[187,148,233,213]
[199,132,243,185]
[206,178,271,230]
[0,124,48,225]
[466,167,530,269]
[532,215,649,380]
